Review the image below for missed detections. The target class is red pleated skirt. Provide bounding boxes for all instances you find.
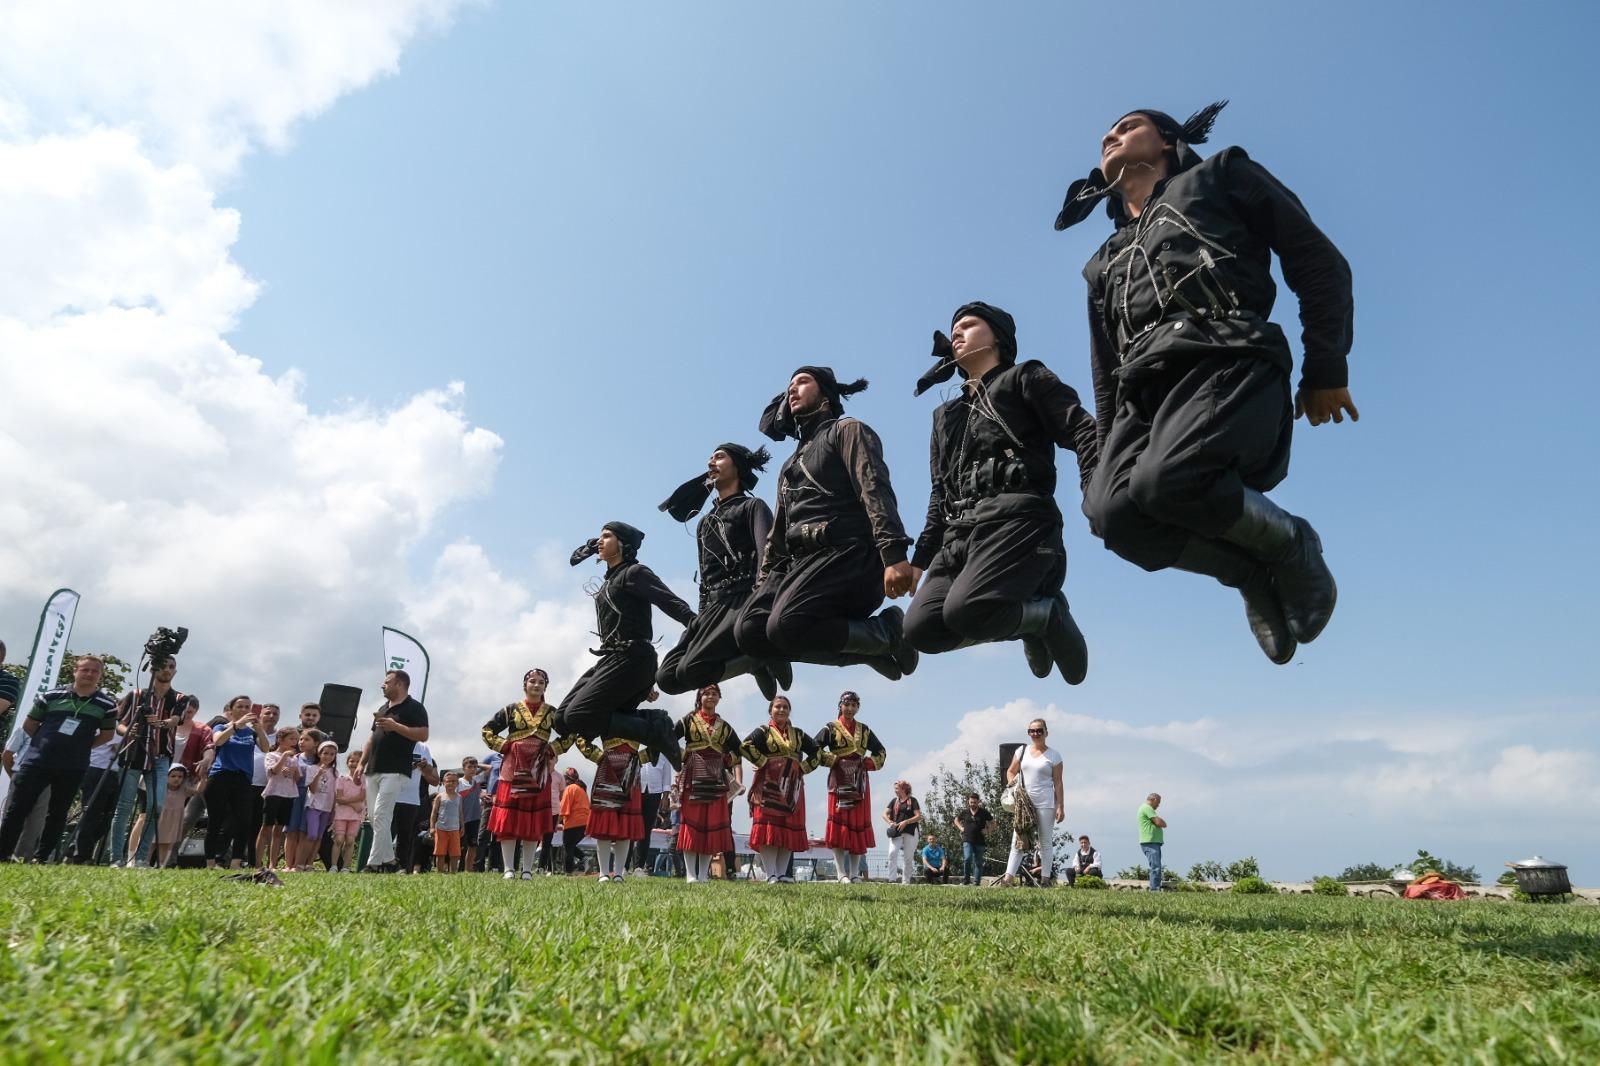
[489,779,553,841]
[677,795,734,854]
[587,783,642,841]
[824,776,874,855]
[748,761,809,852]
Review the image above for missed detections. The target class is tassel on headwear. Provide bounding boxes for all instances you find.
[570,521,645,565]
[658,443,773,522]
[915,302,1018,396]
[759,366,869,441]
[1054,100,1228,232]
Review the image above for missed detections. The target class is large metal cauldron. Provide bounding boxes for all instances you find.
[1508,856,1571,896]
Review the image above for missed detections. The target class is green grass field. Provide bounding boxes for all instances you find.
[3,868,1598,1065]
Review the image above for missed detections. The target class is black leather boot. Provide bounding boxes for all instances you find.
[611,709,682,771]
[1013,594,1088,684]
[718,655,776,702]
[1172,537,1297,664]
[841,606,919,680]
[766,659,793,692]
[1220,489,1336,643]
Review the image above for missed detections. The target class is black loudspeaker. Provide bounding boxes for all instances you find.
[318,684,363,752]
[998,742,1024,794]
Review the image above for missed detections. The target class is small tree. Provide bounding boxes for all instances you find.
[1337,862,1395,882]
[1225,856,1261,882]
[1188,859,1227,883]
[1409,849,1478,884]
[1116,864,1150,880]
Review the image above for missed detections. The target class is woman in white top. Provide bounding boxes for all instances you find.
[999,718,1064,886]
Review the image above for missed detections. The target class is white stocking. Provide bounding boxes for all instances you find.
[519,840,537,875]
[500,839,517,872]
[758,846,779,878]
[776,848,793,878]
[832,848,849,879]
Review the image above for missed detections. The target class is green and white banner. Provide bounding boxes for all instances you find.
[22,588,80,713]
[381,626,430,701]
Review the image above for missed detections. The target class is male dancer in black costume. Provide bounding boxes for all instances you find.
[735,367,920,680]
[1054,101,1355,663]
[558,521,693,768]
[657,443,792,701]
[904,301,1098,683]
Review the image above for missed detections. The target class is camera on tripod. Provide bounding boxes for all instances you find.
[144,626,188,666]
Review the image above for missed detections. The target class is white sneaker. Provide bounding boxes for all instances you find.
[598,874,611,884]
[503,870,516,880]
[837,875,851,884]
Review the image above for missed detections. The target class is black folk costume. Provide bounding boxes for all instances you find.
[657,444,792,701]
[735,367,919,680]
[905,301,1099,684]
[741,720,821,883]
[674,708,742,882]
[1055,102,1351,663]
[814,711,886,880]
[558,522,695,767]
[573,736,642,880]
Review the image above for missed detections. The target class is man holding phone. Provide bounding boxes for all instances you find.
[360,670,429,873]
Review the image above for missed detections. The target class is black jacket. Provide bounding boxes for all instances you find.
[765,412,911,574]
[1083,147,1353,444]
[593,561,695,651]
[912,360,1098,569]
[696,493,772,608]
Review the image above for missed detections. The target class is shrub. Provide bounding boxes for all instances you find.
[1225,857,1261,881]
[1312,876,1348,896]
[1338,862,1395,882]
[1188,860,1227,882]
[1231,876,1275,895]
[1116,865,1150,880]
[1073,874,1107,890]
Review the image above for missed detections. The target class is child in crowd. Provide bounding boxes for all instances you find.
[331,751,366,873]
[430,770,463,873]
[284,729,318,871]
[152,764,202,868]
[302,740,339,872]
[458,756,482,874]
[260,726,301,870]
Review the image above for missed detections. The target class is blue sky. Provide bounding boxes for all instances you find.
[4,1,1597,881]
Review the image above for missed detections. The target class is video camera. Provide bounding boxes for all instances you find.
[144,626,189,666]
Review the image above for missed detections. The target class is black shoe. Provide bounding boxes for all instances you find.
[879,605,919,679]
[753,664,778,703]
[1222,489,1336,644]
[1042,595,1089,685]
[842,612,903,681]
[1015,599,1055,679]
[767,659,793,691]
[1172,537,1297,665]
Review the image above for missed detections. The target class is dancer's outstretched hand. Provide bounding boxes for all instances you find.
[884,562,918,598]
[1295,387,1360,426]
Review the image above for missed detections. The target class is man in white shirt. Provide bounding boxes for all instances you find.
[630,752,673,873]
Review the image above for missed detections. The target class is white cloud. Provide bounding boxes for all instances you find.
[0,1,473,176]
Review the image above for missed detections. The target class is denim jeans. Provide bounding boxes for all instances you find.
[1142,842,1164,891]
[110,756,171,865]
[962,842,985,882]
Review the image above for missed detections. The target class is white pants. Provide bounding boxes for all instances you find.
[1005,802,1055,881]
[363,772,408,866]
[890,831,918,884]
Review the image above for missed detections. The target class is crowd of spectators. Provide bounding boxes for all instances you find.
[0,647,1165,887]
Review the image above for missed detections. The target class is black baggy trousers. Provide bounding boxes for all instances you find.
[905,514,1066,654]
[734,541,884,663]
[1082,354,1291,571]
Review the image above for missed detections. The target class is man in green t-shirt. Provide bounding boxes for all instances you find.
[1137,792,1168,892]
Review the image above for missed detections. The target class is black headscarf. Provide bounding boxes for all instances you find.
[1053,101,1227,232]
[570,520,646,566]
[758,366,869,441]
[915,301,1018,396]
[658,443,774,522]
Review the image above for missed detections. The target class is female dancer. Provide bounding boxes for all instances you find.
[574,733,643,883]
[674,683,742,883]
[482,669,573,881]
[741,695,820,883]
[814,691,886,883]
